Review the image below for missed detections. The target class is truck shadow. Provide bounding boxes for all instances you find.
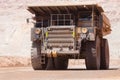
[45,67,120,71]
[66,67,119,71]
[43,67,120,71]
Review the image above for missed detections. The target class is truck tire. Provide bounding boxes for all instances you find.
[54,55,68,70]
[85,36,101,70]
[100,39,109,69]
[31,41,48,70]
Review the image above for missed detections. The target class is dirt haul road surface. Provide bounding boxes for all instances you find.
[0,67,120,80]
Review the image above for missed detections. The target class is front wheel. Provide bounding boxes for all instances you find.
[85,36,101,70]
[31,41,48,70]
[31,41,55,70]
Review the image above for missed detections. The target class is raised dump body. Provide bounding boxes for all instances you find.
[27,3,111,70]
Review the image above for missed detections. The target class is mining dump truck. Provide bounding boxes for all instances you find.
[27,3,111,70]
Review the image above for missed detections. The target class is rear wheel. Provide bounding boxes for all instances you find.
[85,36,101,70]
[54,55,68,70]
[100,39,109,69]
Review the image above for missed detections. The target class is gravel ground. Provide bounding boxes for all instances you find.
[0,56,119,68]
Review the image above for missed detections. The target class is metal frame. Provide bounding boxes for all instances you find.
[92,5,94,27]
[50,14,74,26]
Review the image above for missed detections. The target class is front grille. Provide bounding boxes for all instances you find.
[46,26,75,48]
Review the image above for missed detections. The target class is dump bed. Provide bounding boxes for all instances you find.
[101,13,111,36]
[27,3,111,36]
[27,3,104,15]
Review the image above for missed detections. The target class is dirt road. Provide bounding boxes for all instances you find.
[0,67,120,80]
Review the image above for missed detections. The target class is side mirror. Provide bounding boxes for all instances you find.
[26,18,29,23]
[26,18,35,24]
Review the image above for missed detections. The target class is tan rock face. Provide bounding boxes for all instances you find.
[0,0,120,59]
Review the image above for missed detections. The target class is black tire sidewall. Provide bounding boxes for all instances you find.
[85,36,101,70]
[31,41,48,70]
[100,39,109,69]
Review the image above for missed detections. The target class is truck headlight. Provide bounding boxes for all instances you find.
[82,28,88,33]
[35,28,41,34]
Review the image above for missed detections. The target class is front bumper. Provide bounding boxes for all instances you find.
[41,50,79,54]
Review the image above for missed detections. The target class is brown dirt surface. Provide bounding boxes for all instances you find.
[0,56,119,68]
[0,67,120,80]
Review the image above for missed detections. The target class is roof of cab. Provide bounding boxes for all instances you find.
[27,2,104,15]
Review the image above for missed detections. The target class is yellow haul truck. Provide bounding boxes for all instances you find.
[27,3,111,70]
